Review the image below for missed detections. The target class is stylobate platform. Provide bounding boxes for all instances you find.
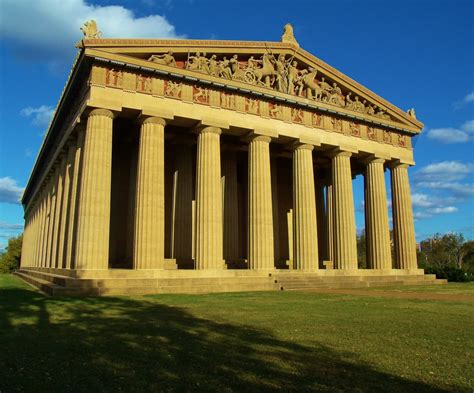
[15,268,446,296]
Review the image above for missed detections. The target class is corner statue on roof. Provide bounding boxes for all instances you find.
[281,23,299,47]
[81,20,102,39]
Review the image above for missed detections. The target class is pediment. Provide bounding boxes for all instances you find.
[80,38,422,133]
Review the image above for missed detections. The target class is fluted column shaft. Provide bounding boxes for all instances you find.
[315,179,327,265]
[75,109,114,270]
[57,143,75,268]
[195,126,224,269]
[50,155,67,268]
[222,151,239,261]
[133,117,166,269]
[248,135,274,269]
[173,144,194,260]
[332,151,358,269]
[391,163,417,269]
[20,214,31,267]
[365,158,392,269]
[41,178,54,267]
[293,144,319,270]
[34,190,46,267]
[65,128,85,269]
[326,183,334,262]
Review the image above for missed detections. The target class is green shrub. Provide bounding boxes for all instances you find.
[0,234,22,273]
[424,266,474,282]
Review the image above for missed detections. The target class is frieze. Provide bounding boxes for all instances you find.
[292,108,304,124]
[331,118,343,133]
[367,126,377,141]
[349,122,361,137]
[91,65,412,149]
[193,86,210,104]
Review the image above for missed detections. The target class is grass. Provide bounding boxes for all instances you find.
[1,274,473,393]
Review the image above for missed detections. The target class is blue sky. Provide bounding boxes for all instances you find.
[0,0,473,251]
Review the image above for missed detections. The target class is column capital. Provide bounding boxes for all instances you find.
[243,133,272,144]
[388,160,411,169]
[362,156,386,165]
[89,108,115,119]
[141,116,166,127]
[194,125,222,135]
[291,143,314,151]
[328,148,352,159]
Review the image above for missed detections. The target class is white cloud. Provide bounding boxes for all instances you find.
[416,182,474,196]
[415,161,473,183]
[426,120,474,143]
[0,177,24,204]
[462,119,474,132]
[411,161,474,220]
[413,211,433,220]
[0,0,182,63]
[20,105,54,127]
[411,193,435,208]
[0,222,24,231]
[453,91,474,109]
[462,92,474,104]
[429,206,458,214]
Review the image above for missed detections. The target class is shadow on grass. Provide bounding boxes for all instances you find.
[0,285,449,393]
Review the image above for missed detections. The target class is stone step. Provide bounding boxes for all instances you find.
[274,275,431,285]
[16,269,447,296]
[52,282,279,296]
[14,272,58,295]
[19,269,276,288]
[18,269,72,286]
[281,278,447,291]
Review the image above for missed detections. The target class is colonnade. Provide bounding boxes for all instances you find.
[21,108,418,271]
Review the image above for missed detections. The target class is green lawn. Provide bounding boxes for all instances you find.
[1,275,473,393]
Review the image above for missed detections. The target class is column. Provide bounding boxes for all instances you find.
[50,154,67,268]
[133,117,166,269]
[20,213,31,267]
[41,177,53,267]
[34,189,46,267]
[391,162,417,269]
[57,143,75,268]
[365,158,392,269]
[315,178,327,266]
[172,144,194,261]
[331,150,358,269]
[222,150,239,262]
[75,109,114,270]
[271,157,280,265]
[248,135,274,269]
[195,126,224,269]
[65,128,85,269]
[326,182,334,262]
[292,144,319,270]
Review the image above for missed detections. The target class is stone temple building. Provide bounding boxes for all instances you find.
[17,23,446,295]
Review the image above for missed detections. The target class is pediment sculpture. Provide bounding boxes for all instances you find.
[147,50,391,120]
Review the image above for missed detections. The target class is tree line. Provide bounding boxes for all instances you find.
[357,231,474,281]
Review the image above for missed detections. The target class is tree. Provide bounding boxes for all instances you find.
[0,234,23,273]
[357,229,367,268]
[417,233,473,282]
[418,233,470,268]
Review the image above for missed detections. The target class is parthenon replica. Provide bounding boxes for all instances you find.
[17,23,446,295]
